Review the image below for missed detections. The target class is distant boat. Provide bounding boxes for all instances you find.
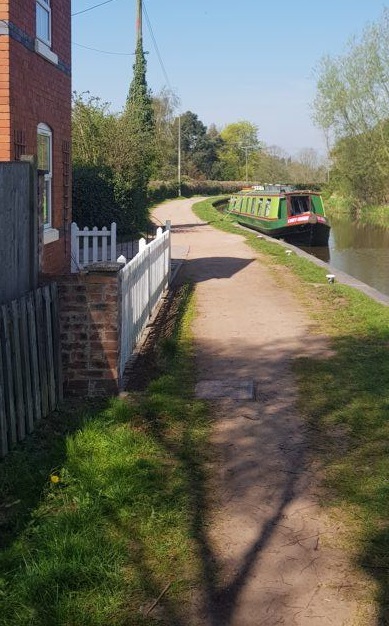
[227,184,330,246]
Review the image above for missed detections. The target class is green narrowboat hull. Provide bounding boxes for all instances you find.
[227,187,330,246]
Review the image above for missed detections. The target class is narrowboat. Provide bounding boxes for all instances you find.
[227,185,330,246]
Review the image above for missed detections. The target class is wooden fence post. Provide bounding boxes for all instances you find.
[166,221,171,284]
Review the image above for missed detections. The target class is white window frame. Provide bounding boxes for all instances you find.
[36,0,51,47]
[37,123,58,243]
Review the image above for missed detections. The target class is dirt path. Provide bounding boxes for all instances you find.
[153,198,369,626]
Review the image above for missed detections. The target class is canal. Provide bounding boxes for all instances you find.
[304,218,389,297]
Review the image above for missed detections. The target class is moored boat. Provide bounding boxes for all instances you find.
[227,185,330,246]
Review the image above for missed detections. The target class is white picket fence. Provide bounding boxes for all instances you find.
[71,222,117,273]
[119,225,171,378]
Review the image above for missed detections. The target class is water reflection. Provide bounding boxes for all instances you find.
[300,245,330,263]
[306,218,389,297]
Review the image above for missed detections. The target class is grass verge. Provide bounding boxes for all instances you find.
[0,284,209,626]
[194,197,389,624]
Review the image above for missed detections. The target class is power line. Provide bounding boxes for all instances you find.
[73,41,133,56]
[72,0,117,17]
[143,0,174,93]
[73,0,178,101]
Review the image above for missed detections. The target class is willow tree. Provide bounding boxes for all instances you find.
[313,8,389,203]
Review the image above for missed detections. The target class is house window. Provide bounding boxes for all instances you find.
[37,123,52,228]
[36,0,51,46]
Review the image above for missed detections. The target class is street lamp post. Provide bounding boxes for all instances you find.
[178,114,181,197]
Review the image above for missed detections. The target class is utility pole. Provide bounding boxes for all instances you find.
[240,145,257,184]
[178,114,181,197]
[232,142,258,184]
[136,0,142,42]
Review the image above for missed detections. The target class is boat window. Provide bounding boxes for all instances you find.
[265,198,271,216]
[258,198,263,215]
[251,197,256,214]
[290,196,310,215]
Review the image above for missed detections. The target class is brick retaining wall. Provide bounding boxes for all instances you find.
[58,263,122,397]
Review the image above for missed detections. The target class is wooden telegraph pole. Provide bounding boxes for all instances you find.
[136,0,142,43]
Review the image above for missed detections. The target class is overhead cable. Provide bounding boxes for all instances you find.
[72,0,117,17]
[73,41,132,55]
[143,0,174,93]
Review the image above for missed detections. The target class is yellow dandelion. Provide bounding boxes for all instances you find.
[50,474,60,484]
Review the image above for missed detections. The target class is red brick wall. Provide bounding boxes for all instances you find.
[1,1,72,274]
[43,236,70,276]
[0,33,11,160]
[9,0,71,65]
[58,267,122,397]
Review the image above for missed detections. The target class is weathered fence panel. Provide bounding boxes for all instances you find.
[119,227,171,378]
[71,222,117,272]
[0,283,62,458]
[0,160,38,304]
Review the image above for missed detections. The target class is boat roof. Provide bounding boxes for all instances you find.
[236,184,319,197]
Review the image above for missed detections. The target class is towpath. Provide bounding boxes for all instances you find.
[153,198,372,626]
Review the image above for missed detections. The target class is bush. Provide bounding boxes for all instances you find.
[147,179,245,204]
[72,165,148,236]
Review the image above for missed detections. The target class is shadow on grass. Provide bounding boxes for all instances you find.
[0,399,105,551]
[295,331,389,625]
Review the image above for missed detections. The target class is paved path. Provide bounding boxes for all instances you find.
[153,198,370,626]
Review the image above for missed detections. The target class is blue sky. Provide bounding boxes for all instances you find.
[71,0,388,157]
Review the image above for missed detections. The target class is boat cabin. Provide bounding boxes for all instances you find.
[229,190,326,220]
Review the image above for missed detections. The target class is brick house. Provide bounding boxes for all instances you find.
[0,0,71,275]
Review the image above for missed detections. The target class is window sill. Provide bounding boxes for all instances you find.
[35,38,58,66]
[43,227,59,245]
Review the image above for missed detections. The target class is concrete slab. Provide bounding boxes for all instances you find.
[195,379,255,400]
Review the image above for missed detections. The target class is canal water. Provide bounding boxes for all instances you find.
[304,218,389,297]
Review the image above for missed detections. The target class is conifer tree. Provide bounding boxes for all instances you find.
[116,1,155,230]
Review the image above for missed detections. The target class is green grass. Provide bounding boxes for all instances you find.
[194,197,389,624]
[0,284,209,625]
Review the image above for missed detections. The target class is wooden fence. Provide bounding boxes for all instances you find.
[0,159,39,304]
[0,283,62,458]
[71,222,117,272]
[119,225,171,378]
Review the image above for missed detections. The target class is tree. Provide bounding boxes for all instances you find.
[313,8,389,202]
[218,121,262,181]
[72,92,116,166]
[174,111,222,179]
[151,88,180,180]
[115,36,156,228]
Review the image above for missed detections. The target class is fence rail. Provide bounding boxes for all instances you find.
[0,283,62,458]
[119,225,171,378]
[71,222,117,272]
